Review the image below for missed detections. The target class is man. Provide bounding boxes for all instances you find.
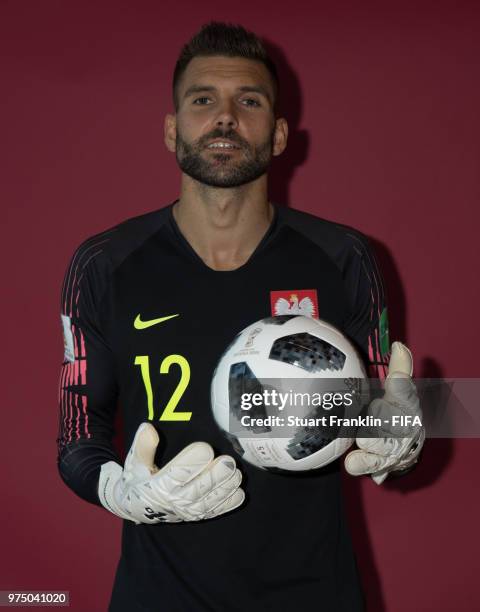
[57,22,424,611]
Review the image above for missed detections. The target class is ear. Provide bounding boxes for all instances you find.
[272,117,288,157]
[164,113,177,153]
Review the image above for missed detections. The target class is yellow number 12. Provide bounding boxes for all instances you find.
[134,354,192,421]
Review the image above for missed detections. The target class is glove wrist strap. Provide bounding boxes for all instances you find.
[98,461,136,522]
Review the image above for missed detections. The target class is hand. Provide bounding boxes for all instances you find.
[98,423,245,523]
[344,342,425,485]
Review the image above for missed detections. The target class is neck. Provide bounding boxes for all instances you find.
[173,174,273,271]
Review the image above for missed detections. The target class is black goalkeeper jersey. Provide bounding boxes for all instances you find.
[57,202,389,612]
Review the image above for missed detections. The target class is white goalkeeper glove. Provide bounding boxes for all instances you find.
[98,423,245,524]
[344,342,425,485]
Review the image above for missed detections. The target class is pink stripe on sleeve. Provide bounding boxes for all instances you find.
[82,395,90,438]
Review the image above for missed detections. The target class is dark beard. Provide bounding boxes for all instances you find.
[175,127,274,188]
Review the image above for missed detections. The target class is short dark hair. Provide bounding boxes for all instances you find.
[172,21,279,112]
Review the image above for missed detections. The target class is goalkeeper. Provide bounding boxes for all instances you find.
[57,21,424,612]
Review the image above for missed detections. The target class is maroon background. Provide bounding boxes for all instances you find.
[1,1,479,610]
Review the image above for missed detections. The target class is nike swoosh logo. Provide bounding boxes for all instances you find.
[134,314,179,329]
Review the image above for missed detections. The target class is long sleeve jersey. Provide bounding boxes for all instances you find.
[57,202,389,612]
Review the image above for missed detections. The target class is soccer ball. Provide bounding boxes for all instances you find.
[211,315,369,472]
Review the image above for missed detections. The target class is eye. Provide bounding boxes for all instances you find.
[242,98,261,107]
[193,97,212,105]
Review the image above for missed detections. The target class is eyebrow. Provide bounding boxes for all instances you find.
[183,84,272,104]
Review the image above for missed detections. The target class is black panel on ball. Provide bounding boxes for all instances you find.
[269,333,346,372]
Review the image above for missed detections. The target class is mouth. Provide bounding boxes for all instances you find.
[205,139,241,151]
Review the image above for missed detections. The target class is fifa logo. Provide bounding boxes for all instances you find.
[245,327,263,348]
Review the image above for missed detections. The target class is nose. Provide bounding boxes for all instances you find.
[215,99,239,130]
